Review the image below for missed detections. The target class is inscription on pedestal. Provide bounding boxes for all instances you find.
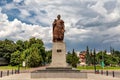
[57,49,62,53]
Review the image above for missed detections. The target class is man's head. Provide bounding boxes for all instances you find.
[57,14,61,19]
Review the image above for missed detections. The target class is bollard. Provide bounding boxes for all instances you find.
[15,69,18,74]
[95,70,99,74]
[113,71,115,77]
[7,70,9,76]
[106,70,108,76]
[17,70,18,74]
[0,71,3,77]
[101,70,103,75]
[12,69,13,75]
[18,69,20,74]
[15,69,16,74]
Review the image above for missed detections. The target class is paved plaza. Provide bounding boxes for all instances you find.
[0,72,120,80]
[0,67,120,80]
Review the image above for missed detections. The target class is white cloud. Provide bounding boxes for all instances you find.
[19,9,30,17]
[90,1,107,15]
[0,9,52,45]
[0,0,120,50]
[13,0,23,3]
[0,8,8,22]
[107,8,120,21]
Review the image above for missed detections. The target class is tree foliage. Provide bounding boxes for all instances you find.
[0,39,17,63]
[1,38,120,67]
[10,50,21,66]
[85,47,120,67]
[66,51,72,65]
[45,50,52,64]
[85,46,91,66]
[26,47,43,67]
[96,49,120,66]
[0,37,46,67]
[66,49,79,68]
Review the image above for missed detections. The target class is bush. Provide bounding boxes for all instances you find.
[10,51,21,66]
[26,48,43,67]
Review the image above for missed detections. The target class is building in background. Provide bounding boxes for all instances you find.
[79,51,86,66]
[0,57,8,66]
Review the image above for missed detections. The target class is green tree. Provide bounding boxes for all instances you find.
[45,50,52,64]
[20,37,45,67]
[111,56,119,66]
[66,51,72,65]
[21,48,31,62]
[86,46,90,66]
[96,50,108,66]
[0,40,4,57]
[114,50,120,65]
[26,47,43,67]
[24,41,30,49]
[10,50,21,66]
[113,50,120,57]
[16,40,24,51]
[71,49,79,67]
[66,49,79,67]
[29,37,36,46]
[30,39,45,65]
[0,37,47,67]
[1,39,17,63]
[96,51,102,64]
[89,49,94,65]
[96,50,119,66]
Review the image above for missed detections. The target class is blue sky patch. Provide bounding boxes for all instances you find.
[2,8,20,21]
[0,0,13,6]
[18,0,24,5]
[29,11,37,17]
[6,0,13,3]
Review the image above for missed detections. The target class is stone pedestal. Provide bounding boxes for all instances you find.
[31,69,87,78]
[31,42,87,78]
[50,42,67,67]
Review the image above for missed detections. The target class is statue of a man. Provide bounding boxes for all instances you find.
[53,15,65,42]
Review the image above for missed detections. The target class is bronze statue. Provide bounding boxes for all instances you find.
[53,15,65,42]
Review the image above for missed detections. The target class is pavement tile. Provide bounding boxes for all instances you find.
[0,72,120,80]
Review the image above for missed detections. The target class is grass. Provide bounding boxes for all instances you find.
[77,66,120,70]
[1,65,120,70]
[0,65,29,70]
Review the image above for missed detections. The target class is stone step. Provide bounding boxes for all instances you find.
[31,69,87,78]
[46,67,72,70]
[32,69,81,73]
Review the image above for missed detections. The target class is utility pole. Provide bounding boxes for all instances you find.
[93,48,96,73]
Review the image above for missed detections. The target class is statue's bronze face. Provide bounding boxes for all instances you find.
[57,15,61,19]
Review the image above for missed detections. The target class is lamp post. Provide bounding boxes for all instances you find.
[93,48,96,73]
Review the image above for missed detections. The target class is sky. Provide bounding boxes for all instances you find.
[0,0,120,52]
